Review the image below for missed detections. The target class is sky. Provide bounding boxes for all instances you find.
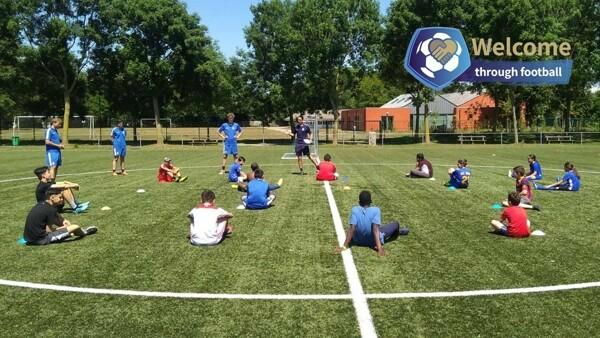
[183,0,392,59]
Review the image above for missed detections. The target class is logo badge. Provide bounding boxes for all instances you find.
[404,27,471,90]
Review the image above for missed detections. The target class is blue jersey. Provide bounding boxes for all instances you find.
[562,171,580,191]
[45,127,61,152]
[245,179,270,209]
[449,167,471,188]
[112,127,126,147]
[228,162,242,182]
[529,161,543,180]
[349,206,384,247]
[294,123,311,145]
[218,122,241,144]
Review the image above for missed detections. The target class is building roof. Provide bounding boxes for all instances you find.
[438,91,481,106]
[382,91,485,109]
[380,94,413,108]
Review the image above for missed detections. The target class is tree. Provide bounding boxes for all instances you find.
[19,0,99,144]
[382,0,443,141]
[351,73,397,108]
[245,0,307,130]
[292,0,381,144]
[0,0,21,139]
[96,0,218,144]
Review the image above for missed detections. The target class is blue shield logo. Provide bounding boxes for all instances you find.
[404,27,471,90]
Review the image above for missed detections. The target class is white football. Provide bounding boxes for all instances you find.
[303,139,312,144]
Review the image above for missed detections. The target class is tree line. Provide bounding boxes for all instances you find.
[1,0,599,144]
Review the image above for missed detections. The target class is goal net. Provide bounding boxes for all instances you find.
[12,115,97,141]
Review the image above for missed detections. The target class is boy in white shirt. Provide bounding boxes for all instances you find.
[187,190,233,246]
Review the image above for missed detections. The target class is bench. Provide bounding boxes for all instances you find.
[458,134,486,144]
[191,138,219,146]
[545,135,573,144]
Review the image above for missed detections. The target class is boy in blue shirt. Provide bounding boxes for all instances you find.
[446,159,470,188]
[218,113,243,175]
[526,154,543,181]
[228,156,247,183]
[534,162,580,191]
[337,191,408,256]
[45,118,64,180]
[111,121,127,176]
[241,169,275,209]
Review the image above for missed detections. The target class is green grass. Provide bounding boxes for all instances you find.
[0,143,599,337]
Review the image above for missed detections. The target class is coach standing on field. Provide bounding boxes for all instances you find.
[218,113,243,175]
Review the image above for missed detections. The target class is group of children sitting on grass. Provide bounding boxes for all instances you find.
[22,151,582,251]
[493,155,581,238]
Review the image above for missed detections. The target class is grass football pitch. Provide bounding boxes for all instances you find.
[0,144,599,337]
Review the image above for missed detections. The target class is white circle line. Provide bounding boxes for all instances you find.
[1,279,598,300]
[1,163,599,184]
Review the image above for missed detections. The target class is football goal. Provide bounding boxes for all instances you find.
[281,114,322,160]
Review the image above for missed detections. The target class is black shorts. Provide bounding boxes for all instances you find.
[30,228,70,245]
[295,145,310,156]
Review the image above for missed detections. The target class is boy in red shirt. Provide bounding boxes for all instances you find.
[316,154,338,181]
[502,165,540,211]
[491,192,531,237]
[157,157,188,183]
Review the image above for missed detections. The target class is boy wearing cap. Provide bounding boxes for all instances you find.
[23,187,97,245]
[157,157,188,183]
[337,190,408,256]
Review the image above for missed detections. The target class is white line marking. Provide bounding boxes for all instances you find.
[1,279,599,300]
[323,181,378,338]
[0,279,351,300]
[3,163,599,184]
[367,281,600,299]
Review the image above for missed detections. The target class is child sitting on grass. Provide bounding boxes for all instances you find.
[157,157,188,183]
[406,153,433,179]
[34,166,89,213]
[228,156,248,183]
[502,166,541,211]
[526,154,543,181]
[534,161,580,191]
[241,169,276,210]
[336,190,408,256]
[188,190,233,246]
[237,162,282,192]
[446,159,470,188]
[315,153,339,181]
[491,191,531,238]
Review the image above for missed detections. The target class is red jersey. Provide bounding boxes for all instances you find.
[516,177,532,201]
[158,163,174,182]
[316,161,337,181]
[501,206,530,237]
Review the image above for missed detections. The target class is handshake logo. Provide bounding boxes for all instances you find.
[404,27,471,90]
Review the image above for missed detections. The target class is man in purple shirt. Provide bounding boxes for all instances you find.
[287,116,319,175]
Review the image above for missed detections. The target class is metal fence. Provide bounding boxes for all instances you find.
[3,117,600,146]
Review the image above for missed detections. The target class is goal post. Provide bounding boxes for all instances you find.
[13,115,97,141]
[13,115,49,141]
[281,114,321,160]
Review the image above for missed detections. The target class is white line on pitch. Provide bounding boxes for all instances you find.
[1,278,599,301]
[323,181,378,338]
[0,279,351,300]
[367,281,600,298]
